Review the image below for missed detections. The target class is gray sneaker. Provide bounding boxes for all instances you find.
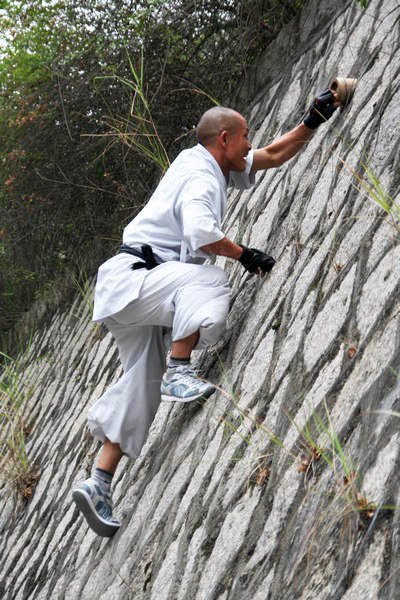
[72,478,121,537]
[160,364,215,402]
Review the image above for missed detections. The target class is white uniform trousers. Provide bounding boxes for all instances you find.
[87,261,231,458]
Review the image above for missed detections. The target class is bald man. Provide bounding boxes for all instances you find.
[72,93,338,536]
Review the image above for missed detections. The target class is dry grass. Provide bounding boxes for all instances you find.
[0,353,40,501]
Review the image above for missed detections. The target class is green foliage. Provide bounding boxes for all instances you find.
[0,0,302,340]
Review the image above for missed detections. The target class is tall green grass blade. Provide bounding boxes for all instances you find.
[93,51,170,174]
[323,400,353,478]
[369,409,400,419]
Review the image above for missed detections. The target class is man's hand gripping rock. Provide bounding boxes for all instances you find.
[303,88,339,129]
[239,245,275,276]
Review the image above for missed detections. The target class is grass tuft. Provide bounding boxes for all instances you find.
[89,47,170,174]
[0,352,40,501]
[335,154,400,229]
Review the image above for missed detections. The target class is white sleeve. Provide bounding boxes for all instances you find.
[180,181,225,253]
[228,149,256,190]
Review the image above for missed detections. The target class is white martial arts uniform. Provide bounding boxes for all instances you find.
[88,144,255,458]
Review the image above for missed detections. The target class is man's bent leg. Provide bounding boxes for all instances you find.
[107,262,231,403]
[95,263,230,404]
[170,265,231,349]
[161,266,230,403]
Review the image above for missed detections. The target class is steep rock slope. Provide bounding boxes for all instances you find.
[1,0,400,598]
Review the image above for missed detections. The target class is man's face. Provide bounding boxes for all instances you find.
[225,117,252,172]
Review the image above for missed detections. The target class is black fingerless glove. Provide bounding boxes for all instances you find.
[303,89,337,129]
[239,245,275,274]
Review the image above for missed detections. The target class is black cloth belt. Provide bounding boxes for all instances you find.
[119,244,160,270]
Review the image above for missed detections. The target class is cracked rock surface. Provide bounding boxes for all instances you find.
[1,0,400,598]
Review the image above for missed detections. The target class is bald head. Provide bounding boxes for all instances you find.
[196,106,244,147]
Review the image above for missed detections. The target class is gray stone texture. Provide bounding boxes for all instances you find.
[1,0,400,598]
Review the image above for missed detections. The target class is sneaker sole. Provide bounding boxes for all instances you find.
[72,489,120,538]
[161,388,215,403]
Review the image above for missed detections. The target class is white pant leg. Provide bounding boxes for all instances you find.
[87,261,231,458]
[87,323,166,459]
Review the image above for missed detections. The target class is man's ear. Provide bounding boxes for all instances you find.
[217,129,228,147]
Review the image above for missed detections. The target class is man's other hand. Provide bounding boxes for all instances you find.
[239,245,275,275]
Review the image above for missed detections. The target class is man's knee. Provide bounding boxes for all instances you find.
[199,264,229,287]
[197,313,227,348]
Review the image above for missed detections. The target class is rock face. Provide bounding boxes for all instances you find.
[1,0,400,598]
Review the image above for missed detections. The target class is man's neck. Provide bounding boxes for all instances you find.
[201,143,228,176]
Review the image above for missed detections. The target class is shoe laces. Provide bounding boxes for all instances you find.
[169,365,202,385]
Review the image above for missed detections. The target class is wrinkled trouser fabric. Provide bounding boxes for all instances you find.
[87,261,231,458]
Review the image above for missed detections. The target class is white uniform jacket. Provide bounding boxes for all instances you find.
[93,143,255,322]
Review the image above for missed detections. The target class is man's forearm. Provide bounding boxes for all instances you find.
[201,237,242,259]
[252,123,314,171]
[201,238,276,275]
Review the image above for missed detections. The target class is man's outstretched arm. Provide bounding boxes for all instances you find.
[252,123,314,170]
[252,88,339,171]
